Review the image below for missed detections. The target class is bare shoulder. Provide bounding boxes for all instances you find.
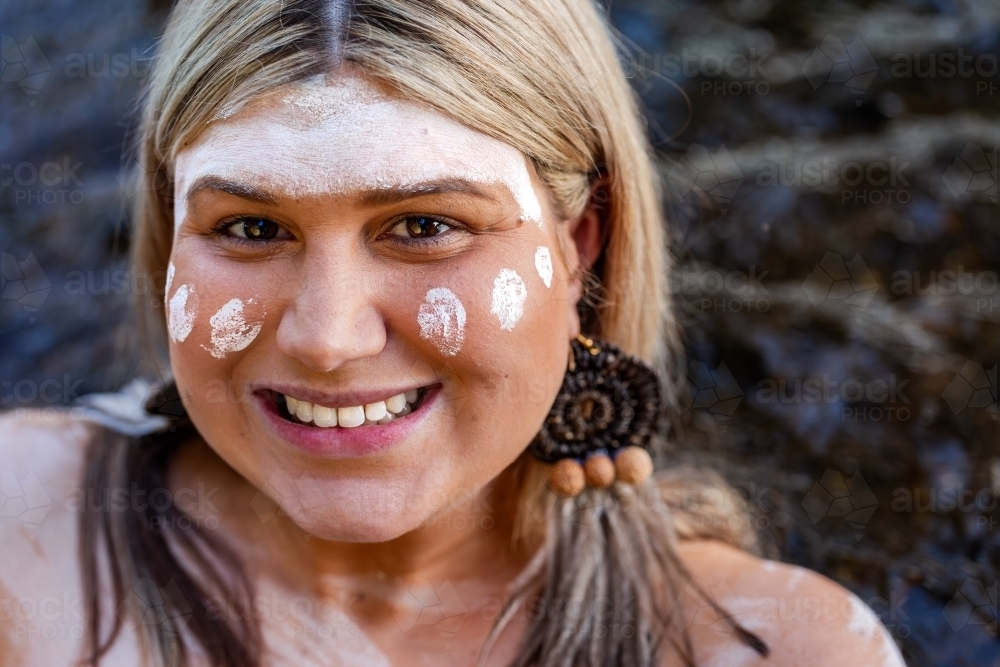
[676,539,906,667]
[0,406,94,467]
[0,408,95,537]
[0,408,96,665]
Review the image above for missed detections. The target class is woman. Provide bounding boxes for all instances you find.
[0,0,906,665]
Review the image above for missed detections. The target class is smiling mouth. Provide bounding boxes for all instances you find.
[269,387,432,428]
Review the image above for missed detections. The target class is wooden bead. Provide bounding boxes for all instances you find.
[584,453,616,489]
[548,459,586,497]
[614,446,653,485]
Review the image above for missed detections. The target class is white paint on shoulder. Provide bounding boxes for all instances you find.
[845,594,907,666]
[845,594,881,638]
[784,564,805,592]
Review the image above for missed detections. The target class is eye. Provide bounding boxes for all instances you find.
[389,216,452,239]
[221,217,289,241]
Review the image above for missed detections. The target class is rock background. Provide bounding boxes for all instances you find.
[1,0,998,664]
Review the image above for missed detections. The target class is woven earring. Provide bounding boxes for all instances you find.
[530,334,661,496]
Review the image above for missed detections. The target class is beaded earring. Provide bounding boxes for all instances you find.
[530,334,662,496]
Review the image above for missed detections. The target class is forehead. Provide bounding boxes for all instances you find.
[174,73,535,201]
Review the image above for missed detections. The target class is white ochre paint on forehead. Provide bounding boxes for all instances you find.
[175,73,544,229]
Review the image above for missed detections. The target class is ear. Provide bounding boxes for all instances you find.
[565,177,607,339]
[571,200,604,274]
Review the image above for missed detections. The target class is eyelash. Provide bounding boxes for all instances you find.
[211,215,461,248]
[383,216,458,247]
[210,217,282,249]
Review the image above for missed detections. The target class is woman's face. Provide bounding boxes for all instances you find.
[167,69,588,542]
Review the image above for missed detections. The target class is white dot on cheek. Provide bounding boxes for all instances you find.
[417,287,466,356]
[205,298,263,359]
[534,246,553,288]
[491,268,528,331]
[167,284,197,343]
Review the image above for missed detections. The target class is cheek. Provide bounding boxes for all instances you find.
[401,247,568,442]
[485,257,567,414]
[165,255,272,386]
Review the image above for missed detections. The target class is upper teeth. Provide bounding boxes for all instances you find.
[283,389,420,428]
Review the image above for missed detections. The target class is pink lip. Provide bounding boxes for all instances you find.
[254,385,441,459]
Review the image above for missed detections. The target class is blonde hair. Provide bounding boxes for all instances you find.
[81,1,764,665]
[137,0,674,368]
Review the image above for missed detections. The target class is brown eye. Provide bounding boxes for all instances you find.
[231,217,281,240]
[243,218,280,239]
[391,216,451,239]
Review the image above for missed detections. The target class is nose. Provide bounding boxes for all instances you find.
[275,249,387,372]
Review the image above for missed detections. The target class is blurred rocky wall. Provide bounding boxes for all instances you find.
[613,1,999,664]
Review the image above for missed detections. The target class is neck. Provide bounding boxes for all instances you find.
[171,439,545,663]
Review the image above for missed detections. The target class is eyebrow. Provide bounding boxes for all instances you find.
[356,178,499,207]
[184,175,500,207]
[185,176,279,205]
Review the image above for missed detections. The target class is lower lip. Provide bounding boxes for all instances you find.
[255,386,440,459]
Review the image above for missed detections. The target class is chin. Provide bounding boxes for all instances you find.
[294,515,425,543]
[277,491,432,543]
